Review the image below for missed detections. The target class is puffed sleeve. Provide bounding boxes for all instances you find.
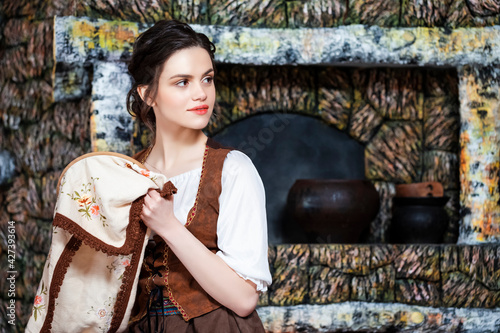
[215,150,272,292]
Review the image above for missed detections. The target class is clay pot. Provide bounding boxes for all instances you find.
[390,196,450,244]
[287,179,380,243]
[395,181,443,197]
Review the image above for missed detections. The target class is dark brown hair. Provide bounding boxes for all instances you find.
[126,19,216,146]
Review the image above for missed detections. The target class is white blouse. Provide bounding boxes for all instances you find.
[153,149,272,292]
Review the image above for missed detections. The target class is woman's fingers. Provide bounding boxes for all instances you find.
[141,188,175,229]
[141,188,169,217]
[140,202,149,220]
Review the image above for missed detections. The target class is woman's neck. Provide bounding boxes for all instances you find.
[146,131,208,173]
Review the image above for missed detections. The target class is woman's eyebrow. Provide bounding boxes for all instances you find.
[169,68,214,80]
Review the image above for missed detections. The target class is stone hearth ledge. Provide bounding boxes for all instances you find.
[55,16,500,67]
[256,302,500,333]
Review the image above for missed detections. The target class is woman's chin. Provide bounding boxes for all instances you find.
[195,115,214,129]
[156,117,212,132]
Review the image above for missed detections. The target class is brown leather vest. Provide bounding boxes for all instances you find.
[129,137,233,322]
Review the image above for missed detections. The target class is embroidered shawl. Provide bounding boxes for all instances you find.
[25,152,175,333]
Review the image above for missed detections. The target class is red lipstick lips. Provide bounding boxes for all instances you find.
[188,104,209,115]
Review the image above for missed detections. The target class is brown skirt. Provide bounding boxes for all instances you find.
[127,307,266,333]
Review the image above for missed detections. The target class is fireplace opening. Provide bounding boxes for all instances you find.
[213,112,366,244]
[201,64,460,245]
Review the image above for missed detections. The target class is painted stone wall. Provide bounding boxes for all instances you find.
[264,244,500,309]
[1,0,500,331]
[459,66,500,243]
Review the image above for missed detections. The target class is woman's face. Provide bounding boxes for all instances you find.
[147,46,216,133]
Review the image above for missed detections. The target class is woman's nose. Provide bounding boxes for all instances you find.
[192,82,207,101]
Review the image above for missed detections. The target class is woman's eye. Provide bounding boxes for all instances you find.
[176,80,188,87]
[203,76,213,84]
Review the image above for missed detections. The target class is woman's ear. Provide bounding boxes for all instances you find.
[137,85,156,107]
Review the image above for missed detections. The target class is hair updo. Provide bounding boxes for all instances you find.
[126,19,216,146]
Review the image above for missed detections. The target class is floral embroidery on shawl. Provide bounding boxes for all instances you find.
[32,281,47,321]
[66,176,108,227]
[123,162,157,182]
[106,255,132,280]
[88,296,116,333]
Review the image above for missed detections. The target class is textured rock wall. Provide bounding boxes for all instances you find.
[1,2,91,332]
[260,244,500,309]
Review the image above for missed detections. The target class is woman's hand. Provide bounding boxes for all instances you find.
[140,188,179,237]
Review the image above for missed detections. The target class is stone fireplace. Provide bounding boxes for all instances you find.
[208,64,460,245]
[48,16,500,331]
[54,16,498,245]
[2,1,500,330]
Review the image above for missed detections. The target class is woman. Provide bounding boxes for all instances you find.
[125,19,272,332]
